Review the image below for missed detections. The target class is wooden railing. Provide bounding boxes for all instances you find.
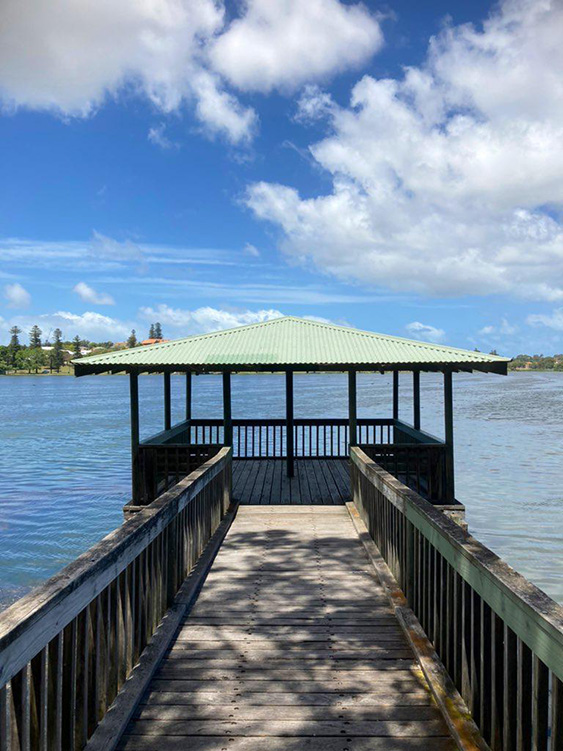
[351,446,563,751]
[359,442,447,503]
[0,448,232,751]
[148,417,404,458]
[137,442,222,505]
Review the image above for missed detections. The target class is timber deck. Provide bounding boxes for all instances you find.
[118,506,457,750]
[232,458,351,504]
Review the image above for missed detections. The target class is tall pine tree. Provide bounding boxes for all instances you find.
[72,335,82,358]
[51,328,64,372]
[8,326,21,368]
[149,324,155,339]
[154,322,162,339]
[127,329,137,348]
[29,324,42,348]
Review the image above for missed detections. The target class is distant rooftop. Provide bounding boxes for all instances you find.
[73,316,509,376]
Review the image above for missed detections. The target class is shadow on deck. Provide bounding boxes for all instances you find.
[232,459,351,505]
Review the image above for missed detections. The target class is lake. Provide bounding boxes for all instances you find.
[1,371,562,609]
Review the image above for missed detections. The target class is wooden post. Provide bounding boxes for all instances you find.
[286,370,294,477]
[413,371,421,430]
[163,373,171,431]
[444,371,455,502]
[223,371,232,446]
[393,371,399,421]
[348,370,357,448]
[130,371,140,504]
[185,372,192,422]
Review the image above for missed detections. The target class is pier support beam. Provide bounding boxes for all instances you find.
[223,371,232,446]
[444,371,455,502]
[286,370,294,477]
[348,370,357,447]
[185,372,192,422]
[393,372,399,421]
[164,372,171,431]
[130,371,140,504]
[413,371,421,430]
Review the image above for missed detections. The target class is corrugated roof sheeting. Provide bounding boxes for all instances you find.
[73,316,510,374]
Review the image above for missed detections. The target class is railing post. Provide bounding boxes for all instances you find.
[185,372,192,422]
[348,370,357,447]
[413,371,420,430]
[393,371,399,421]
[130,371,140,504]
[443,370,455,502]
[286,370,294,477]
[163,372,171,431]
[223,371,232,446]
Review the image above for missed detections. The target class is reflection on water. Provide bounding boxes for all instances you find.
[1,371,562,608]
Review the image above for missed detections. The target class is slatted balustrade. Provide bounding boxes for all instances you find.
[0,448,232,751]
[151,417,400,458]
[351,445,563,751]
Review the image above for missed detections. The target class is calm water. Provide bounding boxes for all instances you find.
[1,372,563,608]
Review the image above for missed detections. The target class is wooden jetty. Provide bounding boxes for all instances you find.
[1,317,562,751]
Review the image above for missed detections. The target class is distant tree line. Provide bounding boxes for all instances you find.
[0,322,165,374]
[508,354,563,371]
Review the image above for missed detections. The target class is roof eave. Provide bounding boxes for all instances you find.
[73,360,509,377]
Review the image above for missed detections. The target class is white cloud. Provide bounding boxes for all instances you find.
[2,311,132,343]
[148,123,178,150]
[89,231,144,262]
[0,0,253,144]
[73,281,115,306]
[209,0,383,94]
[3,282,31,309]
[243,243,260,257]
[246,0,563,302]
[138,304,283,334]
[527,309,563,331]
[0,0,381,145]
[405,321,445,343]
[478,318,518,336]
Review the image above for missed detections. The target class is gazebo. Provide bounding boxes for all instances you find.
[74,316,509,507]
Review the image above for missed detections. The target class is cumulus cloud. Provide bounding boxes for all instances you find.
[246,0,563,302]
[478,318,518,336]
[3,282,31,309]
[0,0,382,144]
[209,0,383,93]
[527,309,563,331]
[138,304,283,334]
[405,321,445,343]
[73,282,115,306]
[3,311,132,343]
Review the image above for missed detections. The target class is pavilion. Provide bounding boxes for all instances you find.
[74,316,509,507]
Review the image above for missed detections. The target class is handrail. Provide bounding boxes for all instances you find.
[351,445,563,750]
[0,447,232,750]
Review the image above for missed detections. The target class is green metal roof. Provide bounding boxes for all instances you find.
[73,317,509,375]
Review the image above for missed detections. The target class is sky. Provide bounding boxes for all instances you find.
[1,0,563,354]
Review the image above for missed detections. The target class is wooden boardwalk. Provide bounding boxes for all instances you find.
[232,458,351,504]
[119,506,457,750]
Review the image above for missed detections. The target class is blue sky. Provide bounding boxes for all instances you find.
[1,0,563,354]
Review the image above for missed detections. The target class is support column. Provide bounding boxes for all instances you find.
[348,370,357,448]
[413,371,421,430]
[223,371,232,446]
[185,371,192,422]
[393,371,399,421]
[164,372,171,431]
[286,370,294,477]
[130,371,140,504]
[444,371,455,502]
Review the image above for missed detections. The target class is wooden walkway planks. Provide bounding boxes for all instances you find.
[119,506,458,751]
[233,459,351,504]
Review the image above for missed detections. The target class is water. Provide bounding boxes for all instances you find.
[1,371,562,609]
